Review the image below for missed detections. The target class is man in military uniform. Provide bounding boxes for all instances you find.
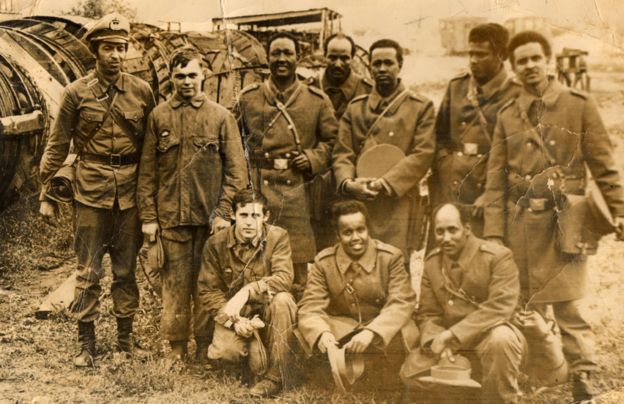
[431,23,520,237]
[483,31,624,401]
[308,33,373,252]
[137,47,248,362]
[333,39,435,260]
[236,32,338,287]
[297,200,418,389]
[402,203,524,403]
[197,189,297,397]
[38,14,156,366]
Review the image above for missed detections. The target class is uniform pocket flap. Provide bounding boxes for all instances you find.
[157,131,180,152]
[193,136,219,150]
[80,111,105,122]
[123,109,144,120]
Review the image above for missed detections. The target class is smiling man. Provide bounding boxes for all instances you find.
[197,189,296,397]
[402,203,524,403]
[430,23,520,238]
[483,30,624,401]
[333,38,435,260]
[137,46,248,363]
[298,200,418,390]
[39,13,155,367]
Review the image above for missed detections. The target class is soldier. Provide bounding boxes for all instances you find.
[430,23,520,237]
[197,189,297,397]
[236,32,338,288]
[333,38,435,260]
[403,203,524,403]
[297,200,418,389]
[308,33,373,252]
[483,31,624,401]
[137,46,248,362]
[38,13,156,366]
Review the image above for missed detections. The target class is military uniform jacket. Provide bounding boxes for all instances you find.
[137,93,248,229]
[237,79,338,263]
[309,70,372,119]
[333,82,436,257]
[40,71,155,210]
[432,69,520,206]
[483,79,624,302]
[196,224,294,318]
[298,239,417,348]
[417,235,519,348]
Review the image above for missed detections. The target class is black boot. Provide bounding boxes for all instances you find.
[572,371,598,402]
[74,321,95,367]
[195,337,211,365]
[117,317,149,358]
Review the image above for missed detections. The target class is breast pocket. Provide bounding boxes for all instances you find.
[76,110,105,138]
[193,135,220,153]
[123,109,145,136]
[157,130,180,153]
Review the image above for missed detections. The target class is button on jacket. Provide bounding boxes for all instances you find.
[484,79,624,303]
[431,69,520,208]
[137,93,248,228]
[298,239,416,348]
[196,224,294,317]
[39,71,155,209]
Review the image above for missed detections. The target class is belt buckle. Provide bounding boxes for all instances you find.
[110,153,122,167]
[529,198,547,211]
[462,143,478,156]
[273,158,288,170]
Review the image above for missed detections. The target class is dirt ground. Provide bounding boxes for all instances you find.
[2,64,624,403]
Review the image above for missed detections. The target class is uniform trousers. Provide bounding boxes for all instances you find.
[160,226,212,342]
[71,201,141,322]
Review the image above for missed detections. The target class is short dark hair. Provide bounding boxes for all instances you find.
[369,38,403,66]
[266,31,300,58]
[508,30,552,65]
[169,45,204,73]
[231,189,269,215]
[469,23,510,61]
[331,200,369,230]
[324,33,356,57]
[432,203,471,227]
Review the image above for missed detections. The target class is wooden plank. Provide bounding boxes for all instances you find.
[35,273,76,320]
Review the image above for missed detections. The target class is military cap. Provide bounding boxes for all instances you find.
[84,13,130,44]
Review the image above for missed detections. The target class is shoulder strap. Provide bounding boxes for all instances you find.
[263,81,305,152]
[79,88,119,155]
[364,89,410,146]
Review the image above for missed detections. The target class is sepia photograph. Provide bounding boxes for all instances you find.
[1,0,623,402]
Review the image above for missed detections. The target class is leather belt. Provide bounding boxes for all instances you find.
[250,151,297,170]
[449,143,489,156]
[516,197,555,212]
[81,152,139,167]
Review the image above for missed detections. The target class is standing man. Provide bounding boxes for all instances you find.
[38,14,156,366]
[197,189,297,397]
[237,32,338,288]
[333,38,435,260]
[483,31,624,401]
[138,46,248,362]
[298,200,418,389]
[431,23,520,236]
[403,203,524,403]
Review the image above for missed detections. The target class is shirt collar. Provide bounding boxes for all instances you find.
[226,224,266,249]
[336,239,377,274]
[263,78,301,105]
[170,92,206,109]
[322,70,360,100]
[469,67,509,101]
[517,75,563,113]
[368,80,405,112]
[94,70,126,93]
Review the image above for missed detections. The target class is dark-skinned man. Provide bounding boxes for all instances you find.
[236,32,338,291]
[308,33,373,252]
[137,46,248,363]
[333,38,435,262]
[38,14,156,366]
[483,31,624,401]
[402,203,524,403]
[430,23,520,237]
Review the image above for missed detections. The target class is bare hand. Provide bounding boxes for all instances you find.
[211,216,231,234]
[614,217,624,241]
[141,222,159,243]
[440,347,455,363]
[233,319,254,338]
[343,329,375,354]
[513,310,550,338]
[486,237,504,246]
[472,193,487,219]
[221,287,250,324]
[317,332,338,354]
[431,330,455,355]
[345,178,379,200]
[39,201,59,226]
[292,153,311,172]
[367,179,385,194]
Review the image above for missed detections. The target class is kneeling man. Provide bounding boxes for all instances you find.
[297,200,418,389]
[197,189,297,397]
[402,203,524,403]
